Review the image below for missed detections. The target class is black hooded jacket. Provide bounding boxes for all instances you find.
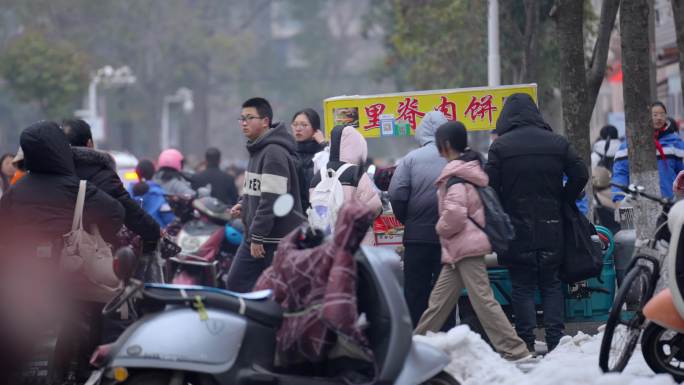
[485,94,588,267]
[72,147,160,243]
[242,122,303,244]
[0,122,125,257]
[191,166,239,206]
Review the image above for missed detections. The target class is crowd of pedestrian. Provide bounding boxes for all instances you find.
[2,92,684,381]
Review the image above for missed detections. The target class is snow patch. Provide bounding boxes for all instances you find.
[416,325,679,385]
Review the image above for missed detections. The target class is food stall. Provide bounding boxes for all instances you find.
[323,84,538,248]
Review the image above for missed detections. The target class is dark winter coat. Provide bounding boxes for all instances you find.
[388,111,448,244]
[295,139,325,209]
[0,122,125,258]
[242,122,303,245]
[191,166,239,206]
[485,93,588,267]
[153,168,195,197]
[72,147,160,243]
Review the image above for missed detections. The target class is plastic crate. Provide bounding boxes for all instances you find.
[461,226,616,323]
[485,268,540,306]
[564,260,616,322]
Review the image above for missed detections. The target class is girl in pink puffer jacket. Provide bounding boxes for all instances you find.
[414,121,531,362]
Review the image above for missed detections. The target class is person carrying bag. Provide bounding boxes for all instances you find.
[61,180,120,303]
[559,202,603,284]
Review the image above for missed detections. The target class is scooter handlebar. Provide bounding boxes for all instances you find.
[610,183,671,206]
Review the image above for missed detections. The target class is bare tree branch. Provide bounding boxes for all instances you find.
[586,0,620,109]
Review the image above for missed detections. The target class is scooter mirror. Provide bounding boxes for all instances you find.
[367,164,377,178]
[113,246,138,283]
[273,194,295,217]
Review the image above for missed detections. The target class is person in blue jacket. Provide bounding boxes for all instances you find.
[612,101,684,202]
[129,159,176,228]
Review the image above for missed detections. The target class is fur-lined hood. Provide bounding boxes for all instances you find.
[72,146,116,170]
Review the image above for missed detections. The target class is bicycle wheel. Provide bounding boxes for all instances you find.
[599,264,654,372]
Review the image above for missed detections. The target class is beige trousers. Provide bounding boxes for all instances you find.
[414,256,530,360]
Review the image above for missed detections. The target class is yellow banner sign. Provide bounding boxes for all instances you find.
[323,83,537,138]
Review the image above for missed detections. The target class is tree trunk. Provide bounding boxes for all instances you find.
[552,0,619,220]
[621,0,659,240]
[555,0,590,166]
[520,0,540,83]
[672,0,684,113]
[648,0,657,99]
[554,0,593,219]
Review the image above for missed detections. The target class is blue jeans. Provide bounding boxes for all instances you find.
[508,252,564,351]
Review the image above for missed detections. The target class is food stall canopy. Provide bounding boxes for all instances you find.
[323,83,538,138]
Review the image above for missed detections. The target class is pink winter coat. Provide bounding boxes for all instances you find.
[435,160,492,265]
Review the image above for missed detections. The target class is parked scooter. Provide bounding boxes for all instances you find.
[85,195,458,385]
[167,196,243,287]
[641,199,684,382]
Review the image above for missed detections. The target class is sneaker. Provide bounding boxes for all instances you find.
[507,353,535,363]
[507,354,540,373]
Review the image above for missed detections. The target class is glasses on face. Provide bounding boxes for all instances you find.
[237,115,263,123]
[291,122,310,129]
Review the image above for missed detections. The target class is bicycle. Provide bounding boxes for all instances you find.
[599,183,672,373]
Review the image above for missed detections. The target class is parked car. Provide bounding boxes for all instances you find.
[109,150,139,190]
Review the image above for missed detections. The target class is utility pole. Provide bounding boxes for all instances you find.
[488,0,501,87]
[161,88,194,150]
[75,66,135,146]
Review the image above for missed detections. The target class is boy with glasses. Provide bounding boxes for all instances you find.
[226,97,303,292]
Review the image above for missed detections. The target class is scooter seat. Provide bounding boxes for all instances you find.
[142,284,283,327]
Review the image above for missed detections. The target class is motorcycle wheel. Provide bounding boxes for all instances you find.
[641,323,684,382]
[599,264,653,373]
[422,371,460,385]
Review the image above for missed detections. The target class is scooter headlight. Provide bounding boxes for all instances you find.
[112,367,129,382]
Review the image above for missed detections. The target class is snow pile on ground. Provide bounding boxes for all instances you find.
[415,325,526,384]
[416,325,679,385]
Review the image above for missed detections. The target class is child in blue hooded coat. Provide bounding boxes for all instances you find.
[612,102,684,202]
[129,159,176,228]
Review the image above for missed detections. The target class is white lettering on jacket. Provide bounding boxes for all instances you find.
[244,172,288,196]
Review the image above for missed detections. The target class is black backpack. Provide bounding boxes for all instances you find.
[446,177,515,256]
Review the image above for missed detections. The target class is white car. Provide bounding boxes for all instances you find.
[109,151,139,190]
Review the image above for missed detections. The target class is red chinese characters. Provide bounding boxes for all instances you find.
[363,103,386,130]
[434,96,457,120]
[397,97,425,130]
[464,95,497,124]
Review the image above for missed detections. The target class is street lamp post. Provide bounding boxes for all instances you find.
[488,0,501,87]
[76,65,136,143]
[160,87,194,150]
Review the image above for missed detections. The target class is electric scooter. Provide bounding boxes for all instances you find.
[641,199,684,382]
[85,195,458,385]
[168,196,243,287]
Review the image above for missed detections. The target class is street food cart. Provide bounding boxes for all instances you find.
[323,84,538,247]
